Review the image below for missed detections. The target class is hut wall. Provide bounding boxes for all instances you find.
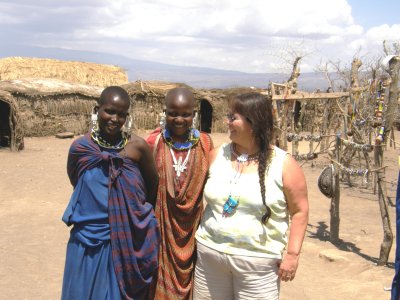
[13,94,97,136]
[130,94,165,130]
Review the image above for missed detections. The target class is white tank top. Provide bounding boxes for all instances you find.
[195,143,289,258]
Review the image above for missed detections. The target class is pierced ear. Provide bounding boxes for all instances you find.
[93,106,99,114]
[193,110,198,116]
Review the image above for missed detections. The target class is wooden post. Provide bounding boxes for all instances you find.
[375,55,399,265]
[330,134,341,242]
[320,99,330,151]
[377,166,393,265]
[309,102,317,154]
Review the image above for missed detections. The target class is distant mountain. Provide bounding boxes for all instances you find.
[0,44,328,90]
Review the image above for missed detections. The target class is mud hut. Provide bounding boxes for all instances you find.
[0,78,103,151]
[122,80,263,133]
[0,90,24,151]
[0,57,128,87]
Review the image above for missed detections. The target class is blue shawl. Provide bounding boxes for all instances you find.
[67,133,160,299]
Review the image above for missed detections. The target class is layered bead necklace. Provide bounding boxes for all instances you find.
[91,129,129,150]
[222,143,259,216]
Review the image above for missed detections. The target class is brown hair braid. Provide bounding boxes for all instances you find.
[229,92,274,224]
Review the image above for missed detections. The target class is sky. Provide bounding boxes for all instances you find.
[0,0,399,74]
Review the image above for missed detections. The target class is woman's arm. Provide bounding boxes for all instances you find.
[124,135,159,208]
[279,154,309,282]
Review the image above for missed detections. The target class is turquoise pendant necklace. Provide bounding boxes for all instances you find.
[222,145,246,217]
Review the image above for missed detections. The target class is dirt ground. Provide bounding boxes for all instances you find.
[0,130,399,300]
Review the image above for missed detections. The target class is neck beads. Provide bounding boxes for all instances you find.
[91,129,129,150]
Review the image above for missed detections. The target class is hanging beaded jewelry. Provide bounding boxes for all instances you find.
[222,163,242,216]
[91,129,129,150]
[163,127,200,151]
[170,148,191,178]
[222,143,259,216]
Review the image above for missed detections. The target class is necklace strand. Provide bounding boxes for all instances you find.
[231,143,259,162]
[163,127,200,150]
[91,129,128,150]
[223,149,245,217]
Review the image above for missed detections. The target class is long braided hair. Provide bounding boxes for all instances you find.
[229,92,274,224]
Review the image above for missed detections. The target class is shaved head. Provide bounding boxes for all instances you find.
[98,86,130,107]
[165,87,195,108]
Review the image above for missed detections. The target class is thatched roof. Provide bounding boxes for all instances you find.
[0,78,102,98]
[0,57,128,87]
[122,80,193,97]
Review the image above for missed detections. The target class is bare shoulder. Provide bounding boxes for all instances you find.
[127,133,149,151]
[124,133,151,162]
[282,154,307,188]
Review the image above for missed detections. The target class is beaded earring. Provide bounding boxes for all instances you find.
[189,111,199,139]
[124,115,133,136]
[159,110,166,130]
[192,111,199,129]
[90,108,98,132]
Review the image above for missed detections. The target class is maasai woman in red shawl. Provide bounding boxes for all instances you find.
[61,86,160,300]
[147,87,213,300]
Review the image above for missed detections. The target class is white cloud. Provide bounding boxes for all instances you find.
[1,0,399,73]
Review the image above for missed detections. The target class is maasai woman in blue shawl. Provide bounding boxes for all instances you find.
[61,86,160,300]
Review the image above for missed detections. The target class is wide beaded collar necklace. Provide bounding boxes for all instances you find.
[91,129,128,150]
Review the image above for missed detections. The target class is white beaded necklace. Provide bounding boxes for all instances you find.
[170,148,191,178]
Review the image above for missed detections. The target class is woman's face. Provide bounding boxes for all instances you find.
[165,96,194,140]
[226,111,253,144]
[97,95,130,140]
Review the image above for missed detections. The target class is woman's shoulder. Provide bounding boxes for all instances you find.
[199,131,214,151]
[126,133,149,153]
[209,143,230,164]
[146,127,163,146]
[271,145,289,160]
[69,133,91,151]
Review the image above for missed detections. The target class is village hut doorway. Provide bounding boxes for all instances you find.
[200,100,213,133]
[0,100,11,148]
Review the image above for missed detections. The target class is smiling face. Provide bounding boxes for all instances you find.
[226,111,253,145]
[165,88,195,141]
[97,87,130,142]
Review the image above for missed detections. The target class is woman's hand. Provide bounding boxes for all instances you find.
[278,252,299,282]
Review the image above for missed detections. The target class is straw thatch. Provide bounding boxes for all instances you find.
[0,78,102,142]
[0,57,128,87]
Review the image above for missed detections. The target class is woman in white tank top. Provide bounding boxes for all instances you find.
[194,92,309,300]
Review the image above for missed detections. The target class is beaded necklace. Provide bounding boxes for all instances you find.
[230,143,259,162]
[91,129,129,150]
[163,127,200,151]
[222,143,260,216]
[222,159,243,217]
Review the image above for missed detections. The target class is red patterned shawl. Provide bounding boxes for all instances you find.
[146,127,213,300]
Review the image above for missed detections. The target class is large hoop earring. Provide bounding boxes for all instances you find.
[192,111,199,129]
[124,116,133,136]
[159,111,166,130]
[90,108,98,132]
